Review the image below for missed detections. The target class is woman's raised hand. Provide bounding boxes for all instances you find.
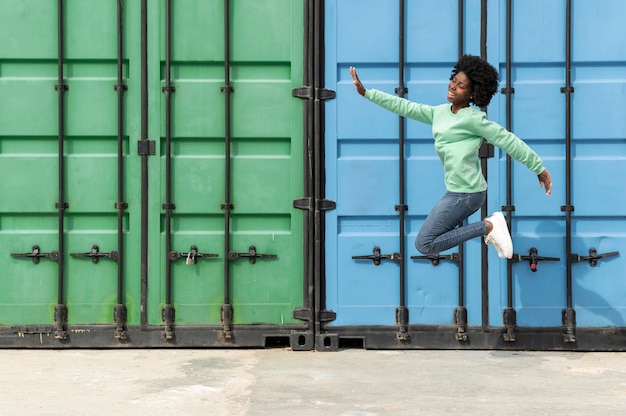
[350,66,366,96]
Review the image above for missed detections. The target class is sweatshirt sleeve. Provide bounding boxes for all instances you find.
[473,113,545,175]
[364,89,435,125]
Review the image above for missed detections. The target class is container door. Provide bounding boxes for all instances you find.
[324,0,485,340]
[148,0,306,337]
[488,0,626,335]
[0,0,142,338]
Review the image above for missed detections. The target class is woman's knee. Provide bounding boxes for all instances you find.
[415,234,436,255]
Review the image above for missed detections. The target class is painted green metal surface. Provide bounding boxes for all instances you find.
[0,0,304,329]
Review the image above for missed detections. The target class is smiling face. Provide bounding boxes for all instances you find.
[447,71,473,110]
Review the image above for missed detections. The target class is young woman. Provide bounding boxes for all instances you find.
[349,55,552,259]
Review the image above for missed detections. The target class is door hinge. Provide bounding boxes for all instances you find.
[293,307,336,323]
[293,197,336,211]
[137,140,156,156]
[292,86,336,101]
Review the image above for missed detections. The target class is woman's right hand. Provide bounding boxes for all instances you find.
[350,66,366,96]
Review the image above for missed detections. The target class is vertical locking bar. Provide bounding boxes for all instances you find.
[161,0,176,341]
[221,0,234,340]
[139,0,149,330]
[454,0,468,342]
[479,0,490,331]
[501,0,517,342]
[561,0,576,343]
[394,0,409,342]
[114,0,128,340]
[54,0,68,341]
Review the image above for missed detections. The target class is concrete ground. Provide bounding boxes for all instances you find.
[1,348,625,416]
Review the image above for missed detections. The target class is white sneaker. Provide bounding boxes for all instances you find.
[484,212,513,259]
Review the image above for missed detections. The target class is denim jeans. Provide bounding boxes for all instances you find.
[415,191,488,255]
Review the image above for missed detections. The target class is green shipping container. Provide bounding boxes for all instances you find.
[0,0,311,348]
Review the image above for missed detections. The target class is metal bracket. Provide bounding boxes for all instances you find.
[479,141,494,158]
[162,304,175,341]
[410,252,459,266]
[503,307,517,342]
[293,197,336,211]
[168,245,219,265]
[292,86,336,100]
[394,86,408,95]
[137,140,155,156]
[293,307,336,323]
[511,247,560,272]
[571,248,619,267]
[454,307,468,342]
[162,85,176,94]
[11,245,60,264]
[560,86,575,94]
[227,246,277,264]
[352,246,401,266]
[70,245,118,264]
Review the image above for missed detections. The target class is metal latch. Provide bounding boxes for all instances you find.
[227,246,277,264]
[11,245,59,264]
[511,247,559,272]
[411,252,460,266]
[70,245,118,264]
[571,248,619,267]
[169,245,219,265]
[352,246,400,266]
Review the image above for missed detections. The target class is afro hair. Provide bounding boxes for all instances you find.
[450,55,500,108]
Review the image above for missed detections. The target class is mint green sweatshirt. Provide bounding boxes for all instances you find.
[364,88,545,193]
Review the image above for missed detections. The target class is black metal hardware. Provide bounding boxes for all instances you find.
[54,304,68,340]
[503,307,517,342]
[292,197,336,211]
[411,252,460,266]
[114,0,128,342]
[161,304,175,341]
[168,245,219,264]
[511,247,560,272]
[395,306,409,341]
[113,304,127,340]
[454,306,468,342]
[352,246,401,266]
[227,246,277,265]
[140,0,149,329]
[291,86,336,100]
[562,0,576,344]
[293,307,336,323]
[571,248,619,268]
[221,303,233,339]
[220,0,235,341]
[394,86,408,95]
[478,141,494,158]
[500,86,515,95]
[70,245,118,264]
[54,0,69,341]
[137,139,155,156]
[11,245,60,264]
[161,0,176,341]
[162,85,176,94]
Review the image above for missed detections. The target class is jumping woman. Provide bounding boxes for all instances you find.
[349,55,552,259]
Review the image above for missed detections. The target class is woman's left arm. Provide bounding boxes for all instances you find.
[477,115,552,195]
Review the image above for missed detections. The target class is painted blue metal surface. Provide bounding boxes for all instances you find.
[325,0,626,330]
